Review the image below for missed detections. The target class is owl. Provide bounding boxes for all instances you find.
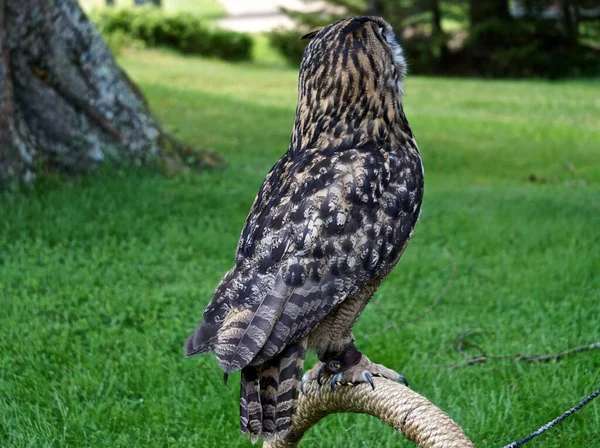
[185,16,424,441]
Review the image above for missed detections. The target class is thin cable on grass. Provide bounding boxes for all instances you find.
[448,337,600,371]
[501,386,600,448]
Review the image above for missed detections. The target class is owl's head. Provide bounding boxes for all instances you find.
[299,16,407,97]
[291,17,411,152]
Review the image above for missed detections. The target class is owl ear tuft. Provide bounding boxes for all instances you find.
[300,27,323,40]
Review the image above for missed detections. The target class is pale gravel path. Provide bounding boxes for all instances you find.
[217,0,322,32]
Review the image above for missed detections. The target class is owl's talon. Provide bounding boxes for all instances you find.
[330,373,344,390]
[398,373,409,387]
[300,371,310,396]
[316,363,327,386]
[300,362,329,394]
[362,371,375,390]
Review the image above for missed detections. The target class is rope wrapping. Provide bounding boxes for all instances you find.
[261,363,599,448]
[264,375,475,448]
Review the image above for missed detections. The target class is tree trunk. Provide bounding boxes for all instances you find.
[134,0,161,6]
[106,0,115,6]
[523,0,533,17]
[431,0,442,34]
[0,0,219,187]
[469,0,511,26]
[559,0,578,40]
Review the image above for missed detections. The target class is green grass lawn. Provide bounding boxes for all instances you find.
[78,0,226,20]
[1,49,600,447]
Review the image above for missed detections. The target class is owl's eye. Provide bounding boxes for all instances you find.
[377,26,397,47]
[374,25,387,45]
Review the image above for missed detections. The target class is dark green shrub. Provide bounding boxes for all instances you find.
[159,14,198,47]
[129,7,164,45]
[465,18,533,49]
[178,25,212,55]
[462,19,600,79]
[90,7,253,61]
[207,29,253,61]
[268,29,309,66]
[402,31,449,75]
[103,29,146,56]
[92,8,137,35]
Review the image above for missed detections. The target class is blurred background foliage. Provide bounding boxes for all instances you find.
[81,0,600,78]
[90,6,253,59]
[268,0,600,78]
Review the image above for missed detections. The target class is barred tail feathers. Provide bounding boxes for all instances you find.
[240,366,262,439]
[240,340,306,440]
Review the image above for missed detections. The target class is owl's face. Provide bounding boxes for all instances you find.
[300,17,407,98]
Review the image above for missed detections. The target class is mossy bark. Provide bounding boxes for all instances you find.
[0,0,221,187]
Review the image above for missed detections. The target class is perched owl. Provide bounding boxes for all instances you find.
[185,16,424,441]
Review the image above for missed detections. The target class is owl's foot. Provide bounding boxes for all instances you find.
[300,346,408,395]
[327,354,408,391]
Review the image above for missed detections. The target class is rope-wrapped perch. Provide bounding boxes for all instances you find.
[264,374,475,448]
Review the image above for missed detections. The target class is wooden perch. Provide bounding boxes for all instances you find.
[264,371,475,448]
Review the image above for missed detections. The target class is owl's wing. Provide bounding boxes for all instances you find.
[213,146,394,373]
